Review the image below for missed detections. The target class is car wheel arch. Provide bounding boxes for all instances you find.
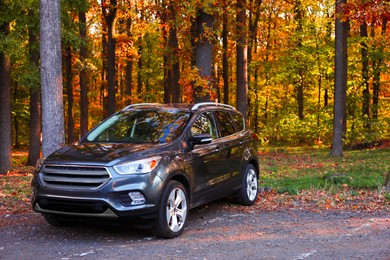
[164,170,192,205]
[248,159,260,178]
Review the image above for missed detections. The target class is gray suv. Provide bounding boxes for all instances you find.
[31,102,259,238]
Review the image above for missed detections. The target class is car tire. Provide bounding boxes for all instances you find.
[151,180,188,238]
[234,164,258,206]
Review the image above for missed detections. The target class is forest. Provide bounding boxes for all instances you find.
[0,0,389,173]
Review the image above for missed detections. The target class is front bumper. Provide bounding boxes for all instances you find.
[31,166,165,222]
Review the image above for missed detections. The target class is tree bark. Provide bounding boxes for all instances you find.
[162,0,180,103]
[360,21,370,125]
[125,12,133,99]
[294,0,304,120]
[247,0,262,118]
[137,7,144,95]
[236,0,248,118]
[40,0,65,157]
[102,0,117,116]
[137,37,143,94]
[330,0,348,157]
[372,17,387,120]
[26,28,41,166]
[222,0,229,104]
[65,46,74,144]
[79,9,89,137]
[193,8,214,103]
[170,24,180,103]
[0,20,12,174]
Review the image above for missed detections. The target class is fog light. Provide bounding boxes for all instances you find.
[128,192,146,205]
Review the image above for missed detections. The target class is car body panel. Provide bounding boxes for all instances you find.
[31,103,259,228]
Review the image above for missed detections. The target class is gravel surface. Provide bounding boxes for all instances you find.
[1,201,389,260]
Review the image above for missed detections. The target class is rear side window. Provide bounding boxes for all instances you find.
[215,111,236,137]
[232,112,245,132]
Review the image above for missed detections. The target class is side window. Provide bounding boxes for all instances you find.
[215,111,236,137]
[191,112,218,139]
[232,112,244,132]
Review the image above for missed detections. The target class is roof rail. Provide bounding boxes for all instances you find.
[191,102,236,111]
[122,103,161,111]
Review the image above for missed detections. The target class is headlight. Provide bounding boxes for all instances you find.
[113,156,162,175]
[35,158,46,172]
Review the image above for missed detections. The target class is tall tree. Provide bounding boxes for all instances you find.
[159,0,180,103]
[79,6,89,136]
[193,7,214,103]
[294,0,304,120]
[26,18,42,166]
[330,0,348,157]
[236,0,248,118]
[102,0,118,116]
[247,0,262,118]
[40,0,65,157]
[372,17,387,120]
[360,21,370,125]
[222,0,229,104]
[168,2,180,103]
[65,46,74,143]
[0,13,12,174]
[136,4,144,95]
[125,0,134,100]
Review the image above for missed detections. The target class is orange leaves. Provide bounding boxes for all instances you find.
[0,171,33,219]
[246,189,390,213]
[342,0,390,25]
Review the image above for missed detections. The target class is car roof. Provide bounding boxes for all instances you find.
[121,102,237,113]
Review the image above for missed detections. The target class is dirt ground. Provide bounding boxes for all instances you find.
[0,200,389,260]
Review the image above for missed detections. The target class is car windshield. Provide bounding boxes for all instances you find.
[86,110,190,144]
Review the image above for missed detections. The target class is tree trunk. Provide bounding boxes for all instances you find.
[26,28,41,166]
[13,83,20,148]
[101,21,108,116]
[236,0,248,118]
[330,0,348,157]
[170,25,180,103]
[193,8,214,103]
[0,20,12,174]
[102,0,118,116]
[294,1,304,120]
[247,0,262,118]
[125,15,133,99]
[40,0,65,157]
[137,38,143,94]
[372,17,387,120]
[297,69,304,120]
[222,0,229,104]
[164,52,171,104]
[162,0,180,104]
[65,46,74,144]
[360,21,370,125]
[79,9,89,137]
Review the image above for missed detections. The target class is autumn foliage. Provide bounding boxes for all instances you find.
[0,0,388,152]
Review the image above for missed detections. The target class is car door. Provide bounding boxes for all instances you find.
[189,111,227,205]
[214,110,244,189]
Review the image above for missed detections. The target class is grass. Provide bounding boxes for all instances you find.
[259,146,390,194]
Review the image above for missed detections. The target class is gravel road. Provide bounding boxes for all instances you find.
[1,201,389,260]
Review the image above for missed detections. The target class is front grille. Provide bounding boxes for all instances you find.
[38,198,108,213]
[41,164,111,190]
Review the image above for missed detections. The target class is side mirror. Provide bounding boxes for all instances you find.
[192,134,212,145]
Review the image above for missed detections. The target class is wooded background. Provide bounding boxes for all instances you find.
[0,0,389,173]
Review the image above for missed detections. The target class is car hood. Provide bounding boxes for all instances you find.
[46,142,166,165]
